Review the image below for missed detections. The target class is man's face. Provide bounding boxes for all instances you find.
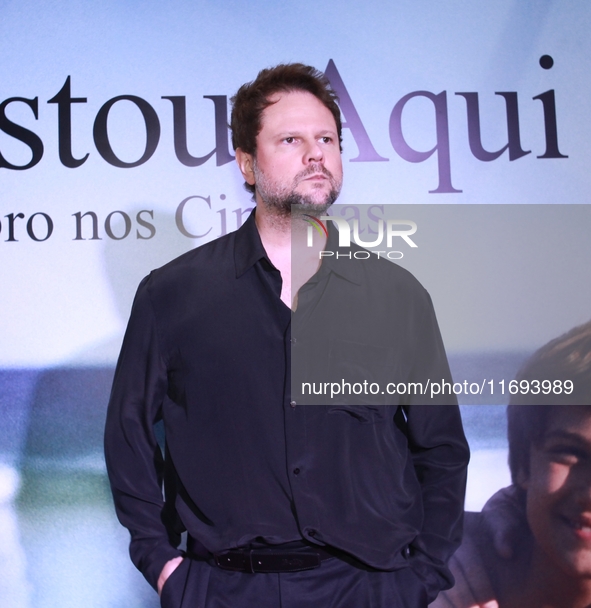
[522,406,591,579]
[243,90,343,216]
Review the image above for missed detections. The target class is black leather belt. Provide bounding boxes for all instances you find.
[187,536,344,573]
[187,537,336,573]
[213,547,333,573]
[187,537,406,574]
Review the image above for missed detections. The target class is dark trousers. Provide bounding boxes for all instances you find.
[160,555,429,608]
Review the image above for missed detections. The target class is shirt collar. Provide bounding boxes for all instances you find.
[317,219,363,286]
[233,207,363,286]
[234,208,270,278]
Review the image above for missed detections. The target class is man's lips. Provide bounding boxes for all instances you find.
[563,514,591,541]
[297,165,333,182]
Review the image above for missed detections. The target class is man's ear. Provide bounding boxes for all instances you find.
[235,148,255,186]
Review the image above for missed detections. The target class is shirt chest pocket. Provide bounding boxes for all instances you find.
[326,338,404,409]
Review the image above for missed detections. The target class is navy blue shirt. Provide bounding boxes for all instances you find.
[104,209,469,599]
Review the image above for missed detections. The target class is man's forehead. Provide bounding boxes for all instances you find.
[544,405,591,440]
[259,90,337,130]
[264,89,318,106]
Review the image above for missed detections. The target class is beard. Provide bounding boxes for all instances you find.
[253,160,342,219]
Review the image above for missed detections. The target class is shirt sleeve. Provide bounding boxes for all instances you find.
[104,275,183,590]
[404,290,470,601]
[404,402,469,600]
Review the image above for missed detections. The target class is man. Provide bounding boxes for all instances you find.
[432,320,591,608]
[105,63,469,608]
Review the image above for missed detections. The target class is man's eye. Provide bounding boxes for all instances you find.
[321,136,332,144]
[284,137,295,144]
[548,446,585,464]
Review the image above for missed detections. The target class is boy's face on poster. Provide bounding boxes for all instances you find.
[522,406,591,579]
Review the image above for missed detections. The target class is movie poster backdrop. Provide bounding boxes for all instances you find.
[1,2,590,606]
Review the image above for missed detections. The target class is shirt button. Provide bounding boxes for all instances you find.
[290,400,297,408]
[293,468,300,475]
[307,529,317,538]
[291,337,297,344]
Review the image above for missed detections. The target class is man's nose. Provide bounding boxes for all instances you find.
[304,140,324,163]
